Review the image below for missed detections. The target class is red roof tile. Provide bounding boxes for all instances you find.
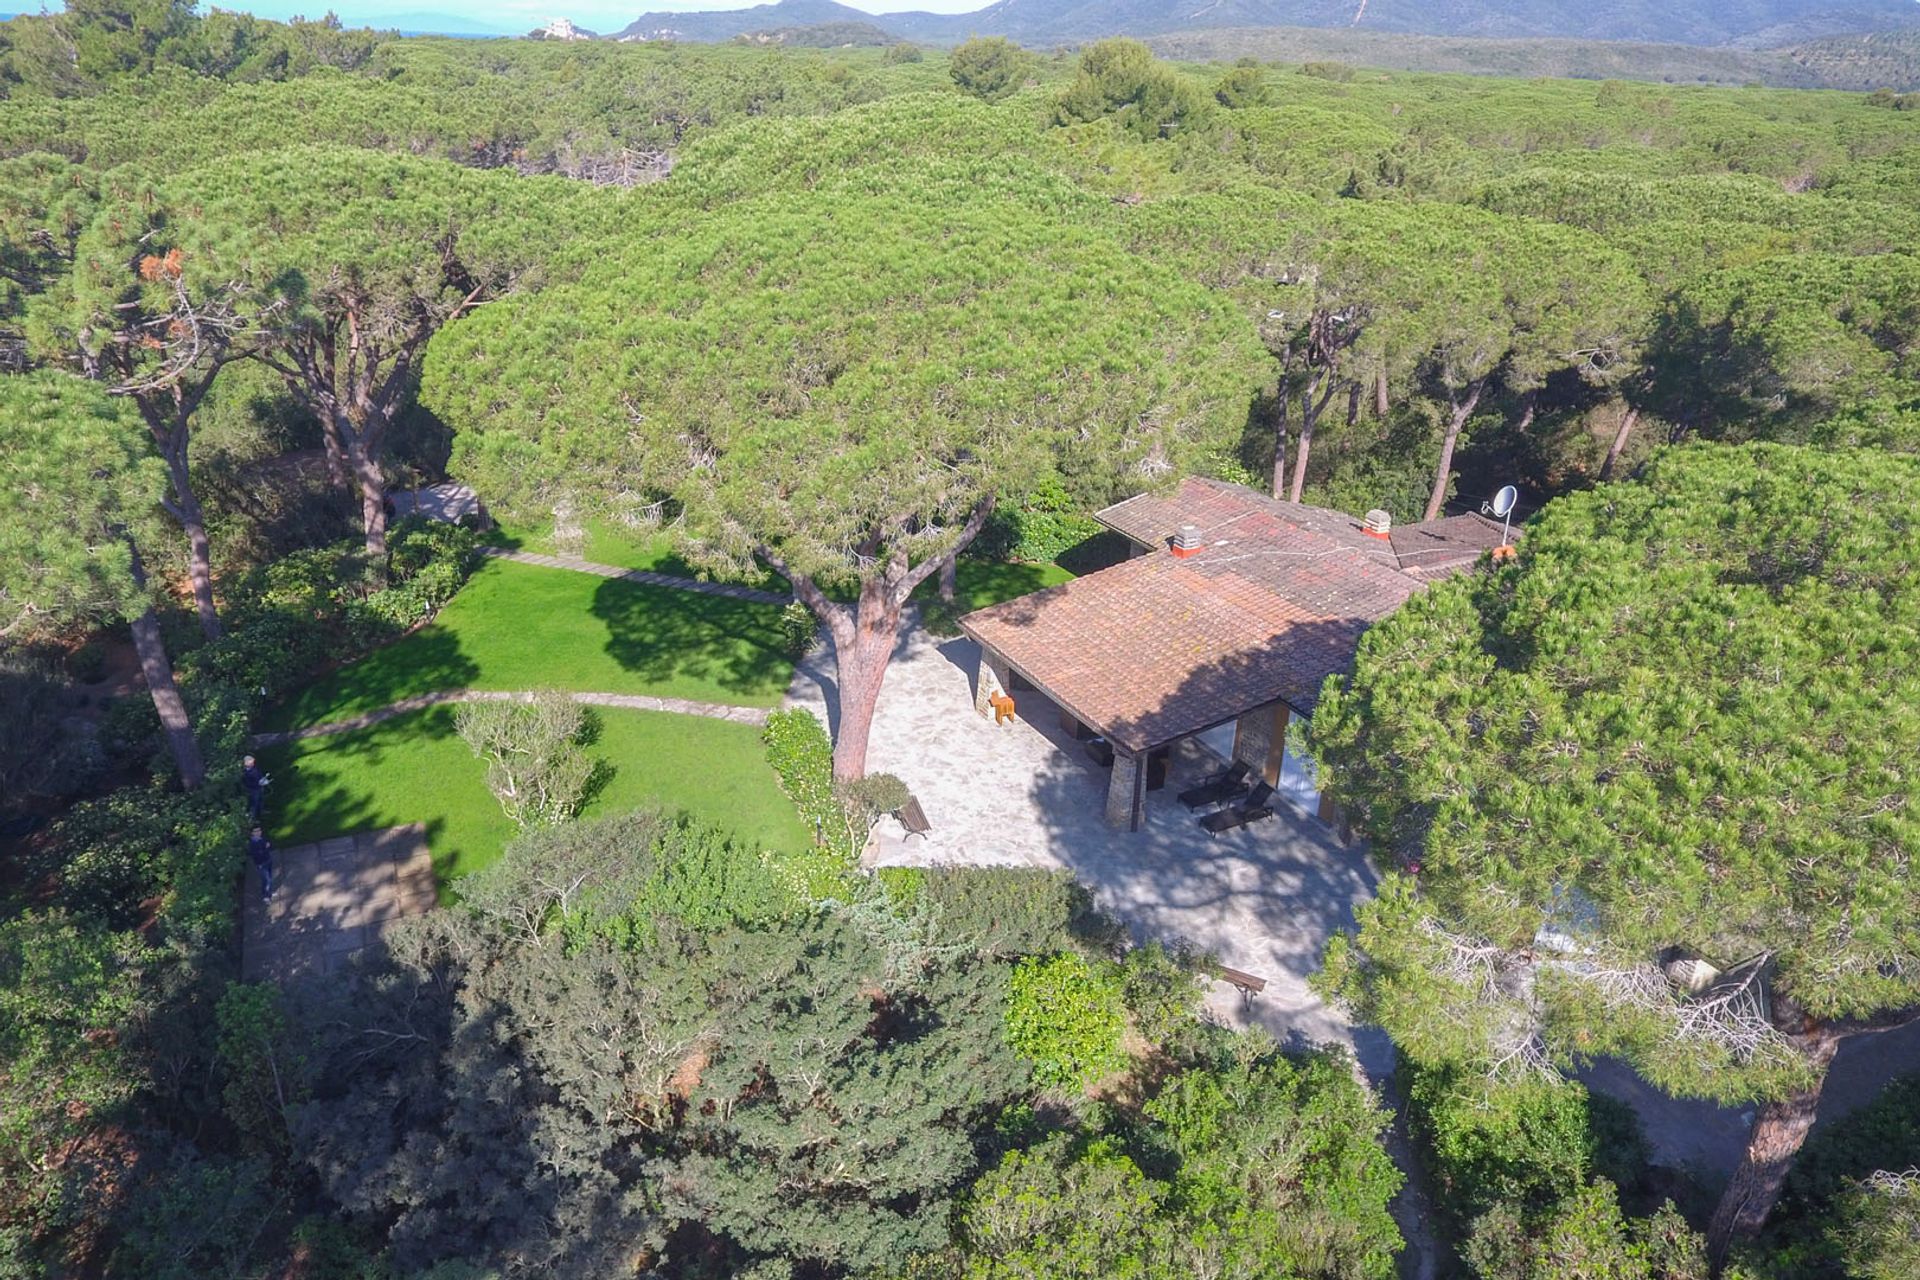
[960,478,1506,752]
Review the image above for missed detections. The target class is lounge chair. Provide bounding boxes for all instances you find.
[1178,760,1252,810]
[1199,781,1277,836]
[896,796,932,841]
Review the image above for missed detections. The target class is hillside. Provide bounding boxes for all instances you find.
[1151,24,1920,89]
[615,0,1920,47]
[732,20,903,46]
[1774,27,1920,85]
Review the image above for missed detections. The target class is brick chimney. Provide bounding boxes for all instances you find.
[1171,524,1204,558]
[1362,509,1391,540]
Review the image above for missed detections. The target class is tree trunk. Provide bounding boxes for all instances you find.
[126,547,205,790]
[351,439,389,567]
[1289,373,1342,504]
[829,587,903,783]
[938,555,956,604]
[1423,381,1486,523]
[1600,405,1640,482]
[1347,379,1363,428]
[1375,364,1389,418]
[166,454,222,642]
[1707,1025,1840,1266]
[319,413,349,489]
[1270,395,1290,502]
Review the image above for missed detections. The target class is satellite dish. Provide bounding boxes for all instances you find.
[1484,484,1520,548]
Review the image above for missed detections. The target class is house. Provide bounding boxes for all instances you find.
[959,477,1510,831]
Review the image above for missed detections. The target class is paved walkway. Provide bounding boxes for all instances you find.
[784,610,1392,1075]
[478,545,788,604]
[241,824,437,981]
[250,689,772,747]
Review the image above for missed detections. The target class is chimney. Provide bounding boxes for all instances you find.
[1170,524,1204,558]
[1362,509,1392,540]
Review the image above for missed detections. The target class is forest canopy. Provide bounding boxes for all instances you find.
[3,10,1920,1279]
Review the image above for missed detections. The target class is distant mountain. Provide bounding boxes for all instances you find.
[1152,24,1920,89]
[616,0,875,42]
[734,20,904,46]
[614,0,1920,48]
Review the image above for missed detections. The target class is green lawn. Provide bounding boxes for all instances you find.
[267,558,794,730]
[259,705,810,887]
[922,558,1078,612]
[489,517,781,589]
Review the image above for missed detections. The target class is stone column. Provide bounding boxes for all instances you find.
[974,648,1011,718]
[1232,703,1288,785]
[1105,751,1142,830]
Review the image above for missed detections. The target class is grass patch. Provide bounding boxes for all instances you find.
[267,558,793,730]
[259,705,810,887]
[489,517,780,589]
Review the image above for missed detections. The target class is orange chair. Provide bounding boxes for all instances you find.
[988,690,1017,725]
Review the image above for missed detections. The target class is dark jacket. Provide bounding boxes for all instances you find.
[247,834,273,870]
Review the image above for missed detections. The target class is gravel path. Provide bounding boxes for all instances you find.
[477,545,789,604]
[250,689,772,747]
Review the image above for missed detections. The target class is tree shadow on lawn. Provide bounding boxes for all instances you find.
[266,629,482,731]
[258,707,478,893]
[589,577,793,704]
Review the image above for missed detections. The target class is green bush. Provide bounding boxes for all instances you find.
[63,641,108,684]
[1405,1059,1610,1224]
[1464,1181,1706,1280]
[1119,941,1205,1052]
[763,708,857,862]
[1005,952,1128,1090]
[777,600,816,657]
[974,480,1106,565]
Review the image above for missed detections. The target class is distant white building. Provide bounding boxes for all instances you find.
[538,17,592,41]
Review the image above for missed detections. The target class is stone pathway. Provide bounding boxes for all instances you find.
[241,824,437,982]
[478,545,789,604]
[250,689,773,747]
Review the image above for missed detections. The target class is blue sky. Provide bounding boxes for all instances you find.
[118,0,994,32]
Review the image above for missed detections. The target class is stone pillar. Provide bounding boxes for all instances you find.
[1105,751,1142,830]
[974,648,1011,718]
[1232,703,1289,785]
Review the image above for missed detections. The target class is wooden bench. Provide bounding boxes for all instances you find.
[1217,965,1268,1003]
[896,796,932,840]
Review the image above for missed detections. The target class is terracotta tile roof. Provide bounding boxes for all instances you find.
[961,478,1509,753]
[1391,513,1510,582]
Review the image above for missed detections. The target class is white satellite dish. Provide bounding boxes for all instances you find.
[1486,484,1519,546]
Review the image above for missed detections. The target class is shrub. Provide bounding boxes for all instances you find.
[763,708,855,861]
[64,641,108,684]
[1464,1182,1706,1280]
[1214,63,1267,108]
[949,36,1025,102]
[917,866,1085,958]
[777,600,816,657]
[1405,1060,1601,1223]
[1119,941,1205,1052]
[1006,952,1128,1090]
[0,653,104,804]
[455,691,595,829]
[1300,60,1357,82]
[840,771,911,828]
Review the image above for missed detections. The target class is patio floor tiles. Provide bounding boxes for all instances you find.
[242,823,437,982]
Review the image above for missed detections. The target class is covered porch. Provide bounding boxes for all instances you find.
[782,613,1387,1071]
[967,641,1331,832]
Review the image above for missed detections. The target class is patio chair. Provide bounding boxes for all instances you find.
[1199,781,1277,837]
[1177,760,1252,810]
[895,796,932,841]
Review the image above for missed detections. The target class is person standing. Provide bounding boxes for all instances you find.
[248,826,275,903]
[241,754,269,820]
